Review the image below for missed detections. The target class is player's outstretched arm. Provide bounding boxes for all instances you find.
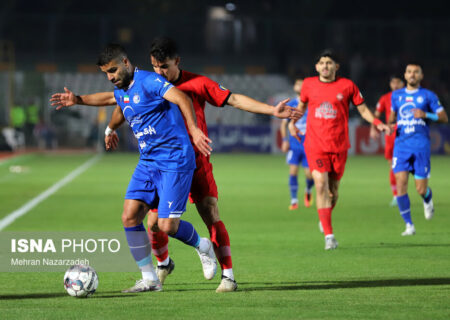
[163,87,212,156]
[50,87,116,110]
[412,108,448,123]
[280,120,290,153]
[357,103,391,135]
[370,110,381,139]
[105,105,126,151]
[227,94,302,120]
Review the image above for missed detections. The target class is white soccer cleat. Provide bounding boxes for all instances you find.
[318,221,324,234]
[424,199,434,220]
[196,238,217,280]
[216,276,238,293]
[324,235,338,250]
[156,258,175,285]
[401,223,416,236]
[122,278,162,293]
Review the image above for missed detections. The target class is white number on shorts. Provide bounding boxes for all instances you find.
[392,157,397,169]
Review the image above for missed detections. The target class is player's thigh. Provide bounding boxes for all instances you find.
[392,148,413,175]
[311,169,329,193]
[125,161,159,208]
[329,150,348,181]
[412,150,431,180]
[189,160,218,204]
[157,170,194,219]
[286,149,301,167]
[328,178,341,195]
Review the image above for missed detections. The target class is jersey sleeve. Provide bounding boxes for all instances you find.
[299,80,309,103]
[143,73,174,98]
[350,81,365,106]
[199,76,231,107]
[427,90,444,114]
[286,98,299,108]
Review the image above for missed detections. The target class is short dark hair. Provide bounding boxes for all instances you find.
[315,49,339,64]
[150,37,179,62]
[406,62,423,69]
[96,43,127,66]
[389,74,403,81]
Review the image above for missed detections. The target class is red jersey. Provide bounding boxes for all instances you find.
[301,76,364,153]
[376,92,392,123]
[174,70,231,140]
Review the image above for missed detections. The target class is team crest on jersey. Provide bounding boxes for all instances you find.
[124,95,130,103]
[315,102,337,119]
[219,84,227,91]
[133,93,140,104]
[417,96,424,104]
[336,93,344,101]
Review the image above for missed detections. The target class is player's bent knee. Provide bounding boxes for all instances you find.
[158,218,179,235]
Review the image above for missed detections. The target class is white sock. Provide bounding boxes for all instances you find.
[222,268,234,280]
[157,256,170,267]
[140,264,158,281]
[325,234,335,240]
[291,198,298,204]
[196,237,210,252]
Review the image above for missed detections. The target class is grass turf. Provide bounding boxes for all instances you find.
[0,152,449,319]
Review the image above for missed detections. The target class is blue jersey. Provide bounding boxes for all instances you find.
[114,68,195,171]
[391,87,443,152]
[286,98,307,149]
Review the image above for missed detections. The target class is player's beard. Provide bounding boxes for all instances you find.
[115,69,133,89]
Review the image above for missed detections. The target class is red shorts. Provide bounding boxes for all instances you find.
[384,133,396,160]
[188,156,218,204]
[305,148,348,181]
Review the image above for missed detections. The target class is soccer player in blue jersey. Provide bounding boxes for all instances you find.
[94,44,216,292]
[388,63,448,236]
[280,79,314,210]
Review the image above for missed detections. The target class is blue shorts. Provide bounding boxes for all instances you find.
[125,161,194,218]
[286,148,309,168]
[392,148,431,179]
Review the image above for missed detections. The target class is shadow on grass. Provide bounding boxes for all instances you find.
[238,277,450,292]
[0,291,138,300]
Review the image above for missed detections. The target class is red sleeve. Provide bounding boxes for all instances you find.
[300,79,309,103]
[200,76,232,107]
[350,81,365,106]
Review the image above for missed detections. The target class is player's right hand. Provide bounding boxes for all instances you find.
[288,121,303,143]
[50,87,77,110]
[190,127,213,157]
[369,125,380,139]
[105,131,119,151]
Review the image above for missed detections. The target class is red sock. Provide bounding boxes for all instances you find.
[207,221,232,270]
[318,207,333,235]
[389,169,397,196]
[148,230,169,263]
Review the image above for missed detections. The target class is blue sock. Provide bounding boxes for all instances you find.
[306,178,314,193]
[397,194,413,225]
[124,223,152,267]
[422,187,432,204]
[289,175,298,200]
[170,220,200,248]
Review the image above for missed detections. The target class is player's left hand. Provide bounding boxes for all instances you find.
[288,121,303,143]
[273,99,303,121]
[412,108,426,119]
[376,123,391,135]
[190,127,213,157]
[105,131,119,151]
[50,87,77,110]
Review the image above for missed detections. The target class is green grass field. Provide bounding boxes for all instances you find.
[0,152,449,319]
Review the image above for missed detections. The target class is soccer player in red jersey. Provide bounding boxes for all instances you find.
[289,50,391,250]
[370,76,404,207]
[50,37,301,292]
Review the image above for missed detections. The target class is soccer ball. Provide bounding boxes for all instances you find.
[63,264,98,297]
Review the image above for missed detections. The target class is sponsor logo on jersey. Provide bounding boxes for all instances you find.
[315,102,337,119]
[168,201,173,208]
[155,78,162,83]
[123,106,143,128]
[164,81,171,88]
[398,103,414,119]
[133,93,140,104]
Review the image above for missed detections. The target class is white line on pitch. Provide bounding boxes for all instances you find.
[0,154,102,231]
